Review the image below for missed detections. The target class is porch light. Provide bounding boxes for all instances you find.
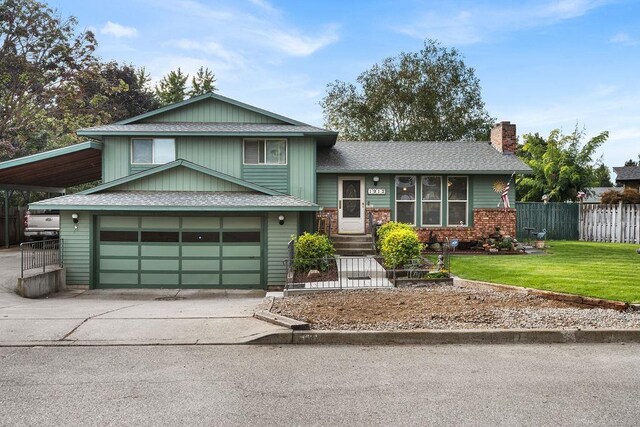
[278,215,285,225]
[71,213,79,230]
[372,176,380,186]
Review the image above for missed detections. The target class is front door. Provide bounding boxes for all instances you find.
[338,176,365,234]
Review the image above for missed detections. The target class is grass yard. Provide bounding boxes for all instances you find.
[450,241,640,303]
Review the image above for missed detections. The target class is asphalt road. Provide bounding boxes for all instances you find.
[1,344,639,426]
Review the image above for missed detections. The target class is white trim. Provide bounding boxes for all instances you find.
[420,175,442,227]
[446,175,468,226]
[395,175,416,225]
[242,138,288,165]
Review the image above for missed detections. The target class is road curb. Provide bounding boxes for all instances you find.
[251,328,640,345]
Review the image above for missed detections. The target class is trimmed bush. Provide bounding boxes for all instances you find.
[376,221,414,250]
[293,232,335,272]
[380,228,421,268]
[600,188,640,204]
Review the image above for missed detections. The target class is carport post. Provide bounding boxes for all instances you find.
[4,190,8,249]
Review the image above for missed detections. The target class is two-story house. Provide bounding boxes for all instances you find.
[29,93,530,289]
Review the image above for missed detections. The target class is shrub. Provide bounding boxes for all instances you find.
[380,228,421,268]
[293,232,335,272]
[376,221,414,250]
[600,188,640,204]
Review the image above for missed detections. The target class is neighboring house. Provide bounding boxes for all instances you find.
[583,187,620,204]
[613,166,640,191]
[25,93,530,289]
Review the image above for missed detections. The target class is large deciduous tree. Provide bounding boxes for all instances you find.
[321,39,494,141]
[0,0,98,160]
[516,127,609,202]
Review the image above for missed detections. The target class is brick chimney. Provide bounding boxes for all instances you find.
[490,121,516,154]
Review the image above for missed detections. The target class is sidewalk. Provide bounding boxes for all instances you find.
[0,288,288,346]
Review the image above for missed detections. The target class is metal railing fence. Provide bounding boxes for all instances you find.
[20,239,63,278]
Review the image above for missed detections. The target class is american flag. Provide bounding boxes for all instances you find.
[501,172,515,211]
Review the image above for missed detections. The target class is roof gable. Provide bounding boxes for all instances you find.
[110,165,253,193]
[117,93,306,126]
[80,159,282,196]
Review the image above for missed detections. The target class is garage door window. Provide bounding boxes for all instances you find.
[182,232,220,243]
[100,231,139,242]
[223,231,260,243]
[141,231,179,242]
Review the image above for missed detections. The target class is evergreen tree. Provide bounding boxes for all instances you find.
[189,66,217,97]
[155,68,189,105]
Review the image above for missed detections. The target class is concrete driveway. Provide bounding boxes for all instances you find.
[0,247,287,346]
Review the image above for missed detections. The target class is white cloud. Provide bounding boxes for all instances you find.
[101,21,138,38]
[396,0,613,45]
[610,32,640,45]
[156,0,339,57]
[495,85,640,168]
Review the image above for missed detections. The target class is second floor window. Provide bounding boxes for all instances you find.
[244,139,287,165]
[132,138,175,164]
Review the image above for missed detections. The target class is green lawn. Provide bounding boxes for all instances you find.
[450,241,640,303]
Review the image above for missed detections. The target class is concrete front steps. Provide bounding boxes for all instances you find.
[331,234,376,256]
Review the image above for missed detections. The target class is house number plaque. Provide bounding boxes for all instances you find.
[367,188,386,195]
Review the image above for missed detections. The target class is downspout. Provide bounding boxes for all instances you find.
[4,190,9,248]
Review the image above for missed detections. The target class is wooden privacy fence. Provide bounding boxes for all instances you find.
[516,202,579,241]
[580,203,640,244]
[0,206,28,246]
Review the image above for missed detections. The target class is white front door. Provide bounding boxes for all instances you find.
[338,176,365,234]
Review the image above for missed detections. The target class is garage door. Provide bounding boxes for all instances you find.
[97,216,263,288]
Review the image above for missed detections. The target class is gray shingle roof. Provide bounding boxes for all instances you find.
[316,141,532,173]
[613,166,640,181]
[78,122,333,135]
[30,191,320,211]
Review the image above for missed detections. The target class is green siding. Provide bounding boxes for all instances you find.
[103,136,130,182]
[142,98,286,124]
[110,166,250,192]
[364,174,391,208]
[242,165,288,193]
[317,174,391,209]
[177,136,242,177]
[472,174,515,208]
[267,212,298,285]
[60,212,91,285]
[288,137,315,201]
[317,174,337,207]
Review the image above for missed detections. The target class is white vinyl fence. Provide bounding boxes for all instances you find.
[580,203,640,244]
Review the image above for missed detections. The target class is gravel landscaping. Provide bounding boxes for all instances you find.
[271,285,640,330]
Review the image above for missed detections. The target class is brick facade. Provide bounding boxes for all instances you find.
[318,207,516,243]
[317,208,391,235]
[490,121,517,154]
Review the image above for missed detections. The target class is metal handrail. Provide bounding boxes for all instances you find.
[20,239,63,278]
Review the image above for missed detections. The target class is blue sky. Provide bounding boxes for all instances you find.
[48,0,640,173]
